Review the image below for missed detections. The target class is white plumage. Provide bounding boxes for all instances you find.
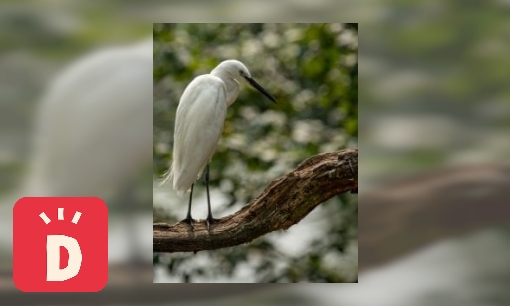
[169,74,227,194]
[0,39,153,262]
[26,39,153,197]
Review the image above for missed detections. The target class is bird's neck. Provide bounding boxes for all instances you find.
[211,72,240,106]
[223,78,240,106]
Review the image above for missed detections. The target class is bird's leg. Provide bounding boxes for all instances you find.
[205,164,218,231]
[182,183,195,231]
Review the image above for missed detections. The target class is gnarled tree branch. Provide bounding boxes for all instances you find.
[154,148,358,253]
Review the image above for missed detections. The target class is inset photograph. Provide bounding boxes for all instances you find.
[153,23,358,283]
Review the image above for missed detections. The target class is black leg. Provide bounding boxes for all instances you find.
[205,164,218,231]
[182,183,194,230]
[205,164,211,218]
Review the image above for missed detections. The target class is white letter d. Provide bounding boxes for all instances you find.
[46,235,82,281]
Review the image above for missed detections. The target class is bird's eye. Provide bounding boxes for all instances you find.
[239,70,243,75]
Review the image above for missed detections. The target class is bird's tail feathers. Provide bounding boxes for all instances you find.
[158,167,173,187]
[159,167,188,196]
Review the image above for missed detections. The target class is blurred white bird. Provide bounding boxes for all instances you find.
[162,59,276,229]
[25,39,153,197]
[0,39,153,263]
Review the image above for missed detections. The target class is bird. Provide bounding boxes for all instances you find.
[25,38,153,198]
[161,59,276,230]
[0,38,153,263]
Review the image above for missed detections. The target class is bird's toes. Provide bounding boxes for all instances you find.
[180,217,196,231]
[205,217,219,232]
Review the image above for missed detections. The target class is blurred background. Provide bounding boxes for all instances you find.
[354,1,510,305]
[153,23,358,283]
[0,0,510,304]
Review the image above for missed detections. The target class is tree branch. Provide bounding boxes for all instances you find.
[358,163,510,271]
[154,148,358,253]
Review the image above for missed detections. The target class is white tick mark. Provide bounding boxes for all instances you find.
[72,212,82,224]
[39,212,51,224]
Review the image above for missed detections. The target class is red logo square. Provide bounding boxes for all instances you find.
[13,197,108,292]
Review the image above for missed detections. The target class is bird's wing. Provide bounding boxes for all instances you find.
[169,75,227,193]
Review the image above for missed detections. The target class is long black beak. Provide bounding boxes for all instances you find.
[244,76,276,103]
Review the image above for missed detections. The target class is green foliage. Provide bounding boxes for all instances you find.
[153,23,358,283]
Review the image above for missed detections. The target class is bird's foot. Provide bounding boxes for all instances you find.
[180,216,196,232]
[205,217,219,232]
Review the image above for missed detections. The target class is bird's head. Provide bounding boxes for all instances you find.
[214,59,251,80]
[213,60,276,103]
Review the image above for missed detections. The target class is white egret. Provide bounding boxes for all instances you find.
[162,59,276,229]
[0,39,153,263]
[25,38,153,198]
